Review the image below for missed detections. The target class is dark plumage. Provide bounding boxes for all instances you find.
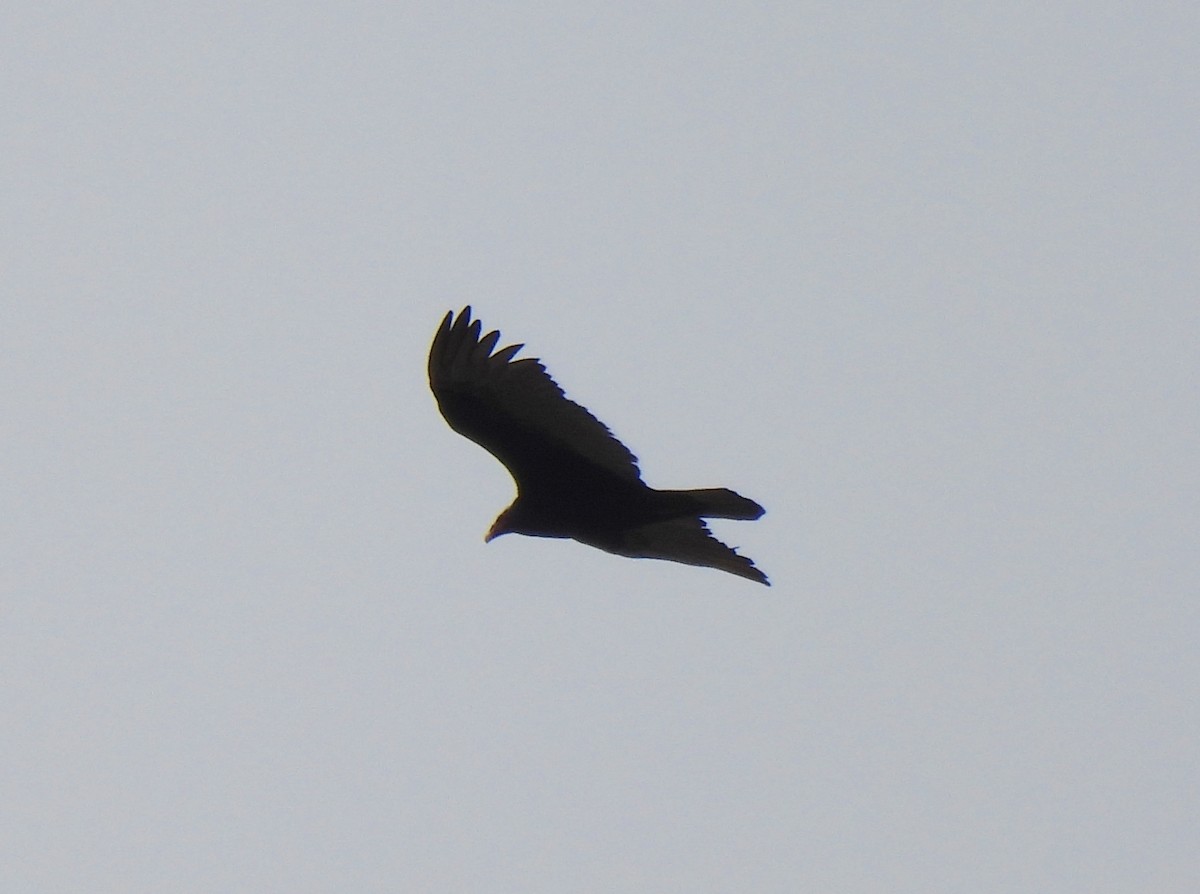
[428,308,768,585]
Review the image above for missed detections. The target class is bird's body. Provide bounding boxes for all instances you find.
[428,307,769,585]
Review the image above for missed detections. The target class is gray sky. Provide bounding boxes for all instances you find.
[3,3,1197,891]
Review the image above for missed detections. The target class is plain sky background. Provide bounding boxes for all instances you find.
[3,3,1197,891]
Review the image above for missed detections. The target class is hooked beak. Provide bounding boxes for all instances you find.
[485,507,514,543]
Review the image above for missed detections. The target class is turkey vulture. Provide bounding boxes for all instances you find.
[428,308,769,585]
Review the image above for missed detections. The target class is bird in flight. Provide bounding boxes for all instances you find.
[428,308,769,585]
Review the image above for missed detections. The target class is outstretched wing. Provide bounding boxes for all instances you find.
[428,307,642,489]
[615,518,770,585]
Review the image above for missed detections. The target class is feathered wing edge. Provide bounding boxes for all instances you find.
[610,518,770,586]
[428,307,641,481]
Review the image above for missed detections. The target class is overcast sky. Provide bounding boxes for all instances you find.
[3,3,1197,892]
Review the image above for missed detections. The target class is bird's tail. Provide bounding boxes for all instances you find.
[665,487,765,520]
